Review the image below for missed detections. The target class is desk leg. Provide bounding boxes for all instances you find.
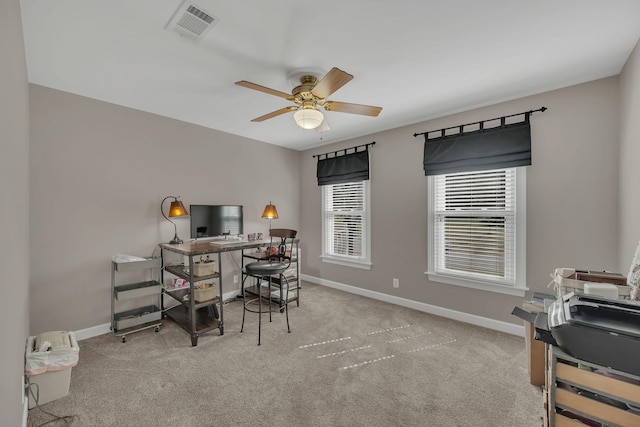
[159,248,165,317]
[188,255,198,346]
[240,249,245,300]
[218,251,224,335]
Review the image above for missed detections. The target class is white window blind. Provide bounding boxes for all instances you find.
[433,168,517,285]
[322,181,370,268]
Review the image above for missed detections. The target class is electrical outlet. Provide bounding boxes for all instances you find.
[233,275,239,284]
[393,278,399,288]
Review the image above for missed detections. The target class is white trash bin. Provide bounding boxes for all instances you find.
[25,331,79,408]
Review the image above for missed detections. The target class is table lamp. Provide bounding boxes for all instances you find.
[261,201,278,232]
[161,196,189,244]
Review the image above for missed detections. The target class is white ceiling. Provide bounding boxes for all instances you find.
[20,0,640,151]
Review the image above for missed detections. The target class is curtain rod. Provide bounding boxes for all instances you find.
[312,141,376,159]
[413,107,547,139]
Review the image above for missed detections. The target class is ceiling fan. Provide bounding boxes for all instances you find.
[235,67,382,130]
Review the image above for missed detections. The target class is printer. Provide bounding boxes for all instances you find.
[539,292,640,376]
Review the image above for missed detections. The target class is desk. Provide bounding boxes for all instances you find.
[159,240,266,346]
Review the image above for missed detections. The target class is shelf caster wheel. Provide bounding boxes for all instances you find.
[121,336,126,343]
[155,326,160,333]
[191,335,198,346]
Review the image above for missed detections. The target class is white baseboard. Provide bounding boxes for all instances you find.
[73,289,243,341]
[300,274,525,337]
[22,394,28,427]
[74,323,112,341]
[73,280,523,341]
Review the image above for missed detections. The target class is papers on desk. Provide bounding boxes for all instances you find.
[112,253,147,263]
[523,292,555,313]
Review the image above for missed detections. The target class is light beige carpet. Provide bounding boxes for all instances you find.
[28,282,542,427]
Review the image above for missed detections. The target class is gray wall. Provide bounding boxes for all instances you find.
[0,0,30,424]
[34,76,625,335]
[300,77,621,325]
[29,85,301,334]
[619,40,640,271]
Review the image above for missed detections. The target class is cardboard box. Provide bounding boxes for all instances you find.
[514,303,546,386]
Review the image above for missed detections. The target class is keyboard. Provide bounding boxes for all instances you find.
[210,240,249,246]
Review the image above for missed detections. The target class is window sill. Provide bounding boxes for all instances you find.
[425,271,527,297]
[321,255,371,270]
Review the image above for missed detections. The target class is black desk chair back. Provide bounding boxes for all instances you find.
[241,229,298,345]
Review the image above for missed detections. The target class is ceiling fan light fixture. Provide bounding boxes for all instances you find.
[294,108,324,129]
[236,67,381,130]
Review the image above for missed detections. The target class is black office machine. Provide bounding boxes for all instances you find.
[542,292,640,376]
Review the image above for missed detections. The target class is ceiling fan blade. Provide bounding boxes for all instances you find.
[324,101,382,117]
[251,106,297,122]
[235,80,294,100]
[311,67,353,99]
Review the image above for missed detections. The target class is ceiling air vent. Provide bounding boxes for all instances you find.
[166,1,218,42]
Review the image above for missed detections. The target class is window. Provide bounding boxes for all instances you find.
[427,167,526,296]
[321,180,371,269]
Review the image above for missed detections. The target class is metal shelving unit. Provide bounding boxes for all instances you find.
[159,240,268,346]
[111,256,163,343]
[162,262,221,346]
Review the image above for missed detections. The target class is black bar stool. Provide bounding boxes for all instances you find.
[241,229,297,345]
